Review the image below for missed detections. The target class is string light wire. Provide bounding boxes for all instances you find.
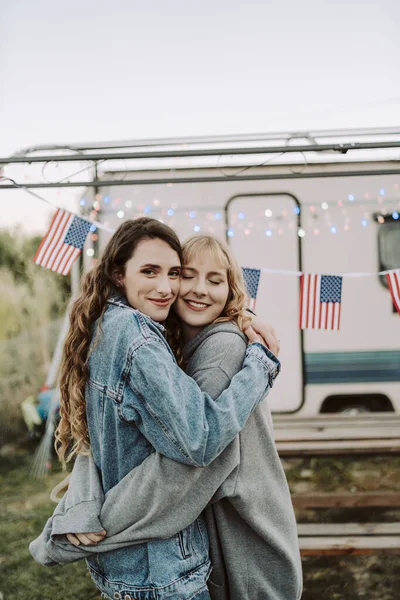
[1,174,397,277]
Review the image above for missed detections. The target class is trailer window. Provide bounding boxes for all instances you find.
[377,218,400,289]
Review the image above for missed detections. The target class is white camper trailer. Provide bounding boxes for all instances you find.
[76,130,400,417]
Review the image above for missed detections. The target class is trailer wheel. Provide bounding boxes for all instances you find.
[339,405,371,415]
[320,394,394,414]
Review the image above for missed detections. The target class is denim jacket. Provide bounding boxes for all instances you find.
[66,297,275,599]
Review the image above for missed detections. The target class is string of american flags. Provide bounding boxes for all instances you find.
[32,207,400,329]
[242,268,400,330]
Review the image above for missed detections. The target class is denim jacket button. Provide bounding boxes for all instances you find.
[124,596,132,600]
[113,593,121,600]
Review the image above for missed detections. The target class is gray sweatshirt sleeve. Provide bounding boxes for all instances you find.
[29,333,280,566]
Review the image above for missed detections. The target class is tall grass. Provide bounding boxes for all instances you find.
[0,264,69,446]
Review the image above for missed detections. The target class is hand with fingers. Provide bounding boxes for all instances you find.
[66,530,107,546]
[243,316,280,357]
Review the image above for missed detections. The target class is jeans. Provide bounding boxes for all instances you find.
[190,588,211,600]
[100,585,211,600]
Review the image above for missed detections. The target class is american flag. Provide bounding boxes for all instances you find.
[300,274,343,330]
[33,209,92,275]
[242,268,261,310]
[386,269,400,314]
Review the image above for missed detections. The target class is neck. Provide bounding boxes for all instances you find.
[181,322,204,342]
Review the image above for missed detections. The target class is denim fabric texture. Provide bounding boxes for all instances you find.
[82,297,273,597]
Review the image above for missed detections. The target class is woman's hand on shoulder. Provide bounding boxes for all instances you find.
[243,317,280,357]
[66,530,106,546]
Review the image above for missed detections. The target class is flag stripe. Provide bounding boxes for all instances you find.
[337,303,342,330]
[306,274,312,329]
[331,303,336,330]
[308,275,313,328]
[314,275,321,329]
[387,271,400,314]
[299,275,304,329]
[61,247,80,275]
[310,275,316,328]
[333,303,340,330]
[34,209,65,266]
[302,274,310,329]
[302,274,309,329]
[394,273,400,312]
[33,209,62,264]
[57,243,76,274]
[41,210,71,268]
[320,301,324,329]
[50,241,69,272]
[47,215,74,270]
[57,245,75,274]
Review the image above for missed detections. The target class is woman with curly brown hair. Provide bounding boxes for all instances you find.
[31,229,301,600]
[32,218,280,600]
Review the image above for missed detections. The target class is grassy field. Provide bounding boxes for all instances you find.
[0,447,101,600]
[1,444,400,600]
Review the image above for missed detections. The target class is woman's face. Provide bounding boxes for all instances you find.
[120,238,181,322]
[175,251,230,340]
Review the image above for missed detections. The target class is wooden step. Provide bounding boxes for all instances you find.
[291,491,400,509]
[299,534,400,555]
[276,438,400,455]
[297,523,400,536]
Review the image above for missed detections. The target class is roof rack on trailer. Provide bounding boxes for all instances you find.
[1,127,400,190]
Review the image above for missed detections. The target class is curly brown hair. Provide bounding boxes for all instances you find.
[55,217,182,467]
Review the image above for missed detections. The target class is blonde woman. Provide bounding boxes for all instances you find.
[31,234,301,600]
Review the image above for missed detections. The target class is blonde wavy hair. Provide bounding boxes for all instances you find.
[167,235,252,363]
[55,218,182,468]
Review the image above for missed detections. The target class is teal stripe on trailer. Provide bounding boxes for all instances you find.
[305,351,400,384]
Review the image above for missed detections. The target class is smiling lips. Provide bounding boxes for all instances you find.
[148,298,173,308]
[184,299,210,311]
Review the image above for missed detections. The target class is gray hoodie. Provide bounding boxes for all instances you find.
[30,322,302,600]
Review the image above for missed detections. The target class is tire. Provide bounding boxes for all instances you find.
[340,405,371,415]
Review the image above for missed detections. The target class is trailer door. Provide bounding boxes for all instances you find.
[226,193,303,413]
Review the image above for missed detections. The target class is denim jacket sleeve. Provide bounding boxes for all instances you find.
[29,335,276,565]
[123,340,278,467]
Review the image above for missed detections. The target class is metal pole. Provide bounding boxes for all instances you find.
[2,167,400,190]
[2,140,400,165]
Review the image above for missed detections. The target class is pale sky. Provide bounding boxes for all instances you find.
[1,0,399,233]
